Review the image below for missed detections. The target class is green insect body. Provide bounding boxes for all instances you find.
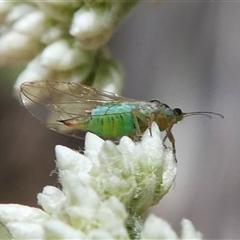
[63,103,137,137]
[59,100,183,142]
[20,81,223,159]
[88,103,136,137]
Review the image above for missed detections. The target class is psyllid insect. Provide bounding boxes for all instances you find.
[20,81,224,160]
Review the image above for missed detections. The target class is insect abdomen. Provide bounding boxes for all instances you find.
[88,113,135,137]
[88,103,136,138]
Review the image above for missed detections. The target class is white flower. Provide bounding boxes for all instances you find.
[12,10,48,38]
[0,123,187,239]
[0,31,41,65]
[39,39,93,71]
[0,123,202,239]
[70,6,115,50]
[141,215,202,240]
[69,2,140,50]
[0,2,142,96]
[180,219,203,239]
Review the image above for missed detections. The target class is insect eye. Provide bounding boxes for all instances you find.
[173,108,182,115]
[150,99,161,104]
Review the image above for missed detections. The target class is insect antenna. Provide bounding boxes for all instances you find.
[183,111,224,119]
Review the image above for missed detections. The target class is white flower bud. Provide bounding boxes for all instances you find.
[141,214,178,239]
[13,56,54,96]
[141,215,203,239]
[55,145,92,174]
[181,219,202,239]
[6,4,36,24]
[40,39,92,71]
[0,31,41,65]
[0,204,48,224]
[12,10,48,38]
[70,7,113,49]
[37,186,67,215]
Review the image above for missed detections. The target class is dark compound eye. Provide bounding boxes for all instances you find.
[173,108,182,115]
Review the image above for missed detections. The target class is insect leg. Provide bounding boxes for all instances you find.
[132,112,143,136]
[131,110,154,136]
[147,113,155,136]
[163,125,177,162]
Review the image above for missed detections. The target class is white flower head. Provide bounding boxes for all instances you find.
[0,123,183,239]
[0,2,140,96]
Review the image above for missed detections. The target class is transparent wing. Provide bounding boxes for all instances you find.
[20,81,138,138]
[0,222,12,240]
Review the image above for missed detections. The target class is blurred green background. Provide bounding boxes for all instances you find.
[1,2,239,239]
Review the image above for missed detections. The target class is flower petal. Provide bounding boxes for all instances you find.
[44,219,85,239]
[7,222,44,239]
[55,145,92,173]
[37,186,67,215]
[141,214,178,239]
[40,40,92,71]
[0,204,48,224]
[181,219,202,239]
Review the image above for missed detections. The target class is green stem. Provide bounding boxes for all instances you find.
[126,212,145,240]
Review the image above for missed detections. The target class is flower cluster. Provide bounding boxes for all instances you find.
[0,123,202,239]
[0,1,139,94]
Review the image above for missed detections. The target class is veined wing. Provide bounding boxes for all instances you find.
[0,222,11,240]
[20,81,139,138]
